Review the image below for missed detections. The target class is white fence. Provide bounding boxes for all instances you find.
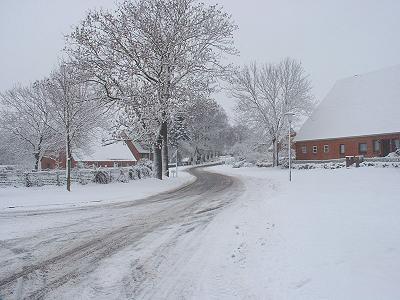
[0,165,152,188]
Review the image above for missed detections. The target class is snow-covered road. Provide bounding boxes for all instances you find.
[0,166,244,299]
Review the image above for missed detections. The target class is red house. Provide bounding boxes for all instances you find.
[295,65,400,160]
[41,131,152,170]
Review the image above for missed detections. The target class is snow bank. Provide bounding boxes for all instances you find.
[0,170,194,212]
[157,166,400,299]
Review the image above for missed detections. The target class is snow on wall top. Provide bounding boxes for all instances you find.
[73,129,137,162]
[296,65,400,142]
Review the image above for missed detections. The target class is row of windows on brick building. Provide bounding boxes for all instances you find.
[300,139,400,155]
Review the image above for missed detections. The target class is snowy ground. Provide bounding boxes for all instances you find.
[147,165,400,299]
[1,165,400,299]
[0,171,194,212]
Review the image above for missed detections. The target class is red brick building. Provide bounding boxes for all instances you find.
[41,132,152,170]
[295,66,400,160]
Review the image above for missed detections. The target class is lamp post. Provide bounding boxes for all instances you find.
[285,112,295,182]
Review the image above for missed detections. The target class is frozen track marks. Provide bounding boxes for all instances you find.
[0,165,244,299]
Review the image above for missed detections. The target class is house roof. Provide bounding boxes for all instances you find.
[73,130,137,162]
[296,65,400,142]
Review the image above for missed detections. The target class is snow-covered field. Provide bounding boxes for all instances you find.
[0,171,194,212]
[145,166,400,299]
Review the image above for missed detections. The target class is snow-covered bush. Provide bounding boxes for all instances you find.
[116,169,128,183]
[291,162,346,170]
[93,171,110,184]
[232,160,245,168]
[232,160,254,168]
[128,163,152,180]
[136,159,153,170]
[360,161,400,168]
[256,161,273,168]
[221,156,236,165]
[129,168,140,180]
[360,155,400,168]
[386,149,400,158]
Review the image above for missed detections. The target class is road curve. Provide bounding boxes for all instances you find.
[0,165,244,299]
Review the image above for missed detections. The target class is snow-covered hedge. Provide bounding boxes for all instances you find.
[232,160,254,168]
[364,157,400,163]
[220,156,236,165]
[358,154,400,168]
[256,161,273,168]
[289,157,400,170]
[360,161,400,168]
[293,162,346,170]
[294,158,346,165]
[0,163,153,188]
[279,159,347,170]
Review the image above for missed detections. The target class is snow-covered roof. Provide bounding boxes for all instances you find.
[296,65,400,142]
[73,130,137,162]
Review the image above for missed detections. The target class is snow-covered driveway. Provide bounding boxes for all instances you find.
[0,166,244,299]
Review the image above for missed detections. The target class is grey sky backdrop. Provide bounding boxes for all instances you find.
[1,0,400,115]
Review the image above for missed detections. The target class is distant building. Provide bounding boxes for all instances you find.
[295,65,400,160]
[41,130,152,170]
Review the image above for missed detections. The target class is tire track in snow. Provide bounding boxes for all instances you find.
[0,166,244,299]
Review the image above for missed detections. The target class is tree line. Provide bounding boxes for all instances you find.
[0,0,314,191]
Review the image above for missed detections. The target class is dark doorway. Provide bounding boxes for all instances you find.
[381,139,391,156]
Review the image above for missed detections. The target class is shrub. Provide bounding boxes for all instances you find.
[93,171,110,184]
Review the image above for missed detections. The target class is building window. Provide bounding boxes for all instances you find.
[359,143,367,154]
[373,140,380,152]
[114,162,119,168]
[339,144,345,155]
[301,146,307,154]
[312,146,317,154]
[323,145,329,153]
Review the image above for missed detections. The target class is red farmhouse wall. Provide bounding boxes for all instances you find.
[295,132,400,160]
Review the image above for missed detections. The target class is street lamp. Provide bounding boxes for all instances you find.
[285,112,295,182]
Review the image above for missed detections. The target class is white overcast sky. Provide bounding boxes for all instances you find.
[1,0,400,115]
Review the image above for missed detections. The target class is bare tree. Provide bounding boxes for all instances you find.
[66,0,237,179]
[230,58,314,166]
[0,83,60,170]
[45,63,105,191]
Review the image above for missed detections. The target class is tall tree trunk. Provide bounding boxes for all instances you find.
[34,152,40,171]
[276,149,279,166]
[161,121,169,177]
[272,138,277,167]
[66,134,72,192]
[274,139,279,167]
[34,137,43,171]
[153,133,163,180]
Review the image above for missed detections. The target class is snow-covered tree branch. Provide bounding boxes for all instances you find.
[66,0,237,179]
[0,83,60,170]
[45,62,107,191]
